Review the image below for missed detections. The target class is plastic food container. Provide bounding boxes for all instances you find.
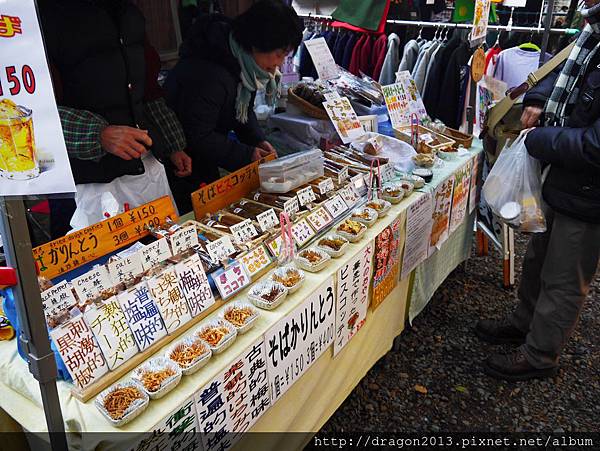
[258,149,324,193]
[296,248,331,272]
[316,234,350,258]
[196,320,237,355]
[335,220,367,243]
[350,207,378,227]
[221,302,260,334]
[381,183,405,204]
[398,181,415,197]
[166,337,212,376]
[438,149,460,161]
[249,280,288,310]
[269,265,305,294]
[132,357,182,400]
[95,381,149,427]
[364,199,392,217]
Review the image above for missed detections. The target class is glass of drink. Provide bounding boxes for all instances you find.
[0,99,40,180]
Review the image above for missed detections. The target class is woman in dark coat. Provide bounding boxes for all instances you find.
[165,0,303,212]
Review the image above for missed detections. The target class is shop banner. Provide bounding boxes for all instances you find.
[304,37,340,81]
[469,152,482,214]
[32,196,177,279]
[49,315,108,390]
[470,0,492,45]
[323,97,366,144]
[195,338,271,451]
[147,266,193,334]
[334,241,374,356]
[265,277,336,404]
[84,297,138,371]
[0,0,75,195]
[429,176,456,256]
[449,160,473,234]
[401,193,433,281]
[371,216,403,310]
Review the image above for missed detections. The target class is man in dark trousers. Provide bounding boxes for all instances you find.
[476,0,600,381]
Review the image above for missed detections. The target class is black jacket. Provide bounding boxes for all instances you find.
[165,14,265,186]
[40,0,169,184]
[436,41,473,129]
[524,49,600,224]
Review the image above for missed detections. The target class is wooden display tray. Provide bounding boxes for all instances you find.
[440,127,473,149]
[393,125,455,154]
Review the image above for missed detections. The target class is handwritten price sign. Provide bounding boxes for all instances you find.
[284,198,300,217]
[296,186,317,207]
[239,244,272,279]
[230,218,259,244]
[170,225,200,255]
[291,219,316,247]
[306,207,333,233]
[324,195,349,219]
[212,262,251,300]
[318,178,335,195]
[338,167,349,185]
[340,186,359,207]
[205,236,236,264]
[256,208,279,232]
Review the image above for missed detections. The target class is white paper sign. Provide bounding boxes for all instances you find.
[239,244,272,279]
[317,178,335,195]
[291,218,316,247]
[71,266,113,302]
[296,186,317,206]
[401,193,433,280]
[323,97,366,144]
[84,298,138,370]
[304,37,340,81]
[147,266,193,333]
[396,73,428,120]
[170,225,199,255]
[352,173,367,196]
[283,197,300,217]
[139,397,199,451]
[256,208,279,232]
[381,164,396,183]
[49,315,108,389]
[118,282,167,351]
[265,277,336,404]
[324,195,348,219]
[334,242,374,356]
[140,238,172,270]
[211,261,251,300]
[230,218,259,244]
[175,253,215,317]
[338,166,349,184]
[306,207,334,233]
[0,0,76,196]
[41,280,77,322]
[206,235,236,264]
[340,186,359,207]
[108,253,144,285]
[470,0,492,44]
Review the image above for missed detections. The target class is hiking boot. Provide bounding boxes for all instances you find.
[483,349,559,382]
[475,318,526,345]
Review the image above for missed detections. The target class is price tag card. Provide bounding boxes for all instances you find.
[108,253,144,285]
[304,37,340,81]
[205,236,236,264]
[256,208,279,232]
[284,198,300,217]
[239,244,272,279]
[291,218,317,247]
[306,207,334,233]
[324,195,349,219]
[41,280,77,322]
[72,266,113,302]
[337,166,349,185]
[381,164,396,183]
[323,91,342,101]
[175,254,215,317]
[340,186,359,207]
[296,186,317,206]
[141,238,172,270]
[318,178,335,195]
[266,235,283,258]
[147,267,193,333]
[230,218,259,244]
[352,174,367,196]
[170,226,199,255]
[211,262,251,300]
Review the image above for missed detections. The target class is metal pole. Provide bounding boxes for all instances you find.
[540,0,557,65]
[0,198,68,451]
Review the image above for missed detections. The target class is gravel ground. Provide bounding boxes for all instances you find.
[319,233,600,433]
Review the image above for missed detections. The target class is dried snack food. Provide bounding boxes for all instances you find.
[337,219,364,235]
[249,281,288,310]
[319,236,347,251]
[299,249,324,264]
[140,367,176,393]
[168,340,208,368]
[102,386,144,420]
[197,324,232,347]
[271,267,302,288]
[224,305,256,327]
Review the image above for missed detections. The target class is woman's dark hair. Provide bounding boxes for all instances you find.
[232,0,303,53]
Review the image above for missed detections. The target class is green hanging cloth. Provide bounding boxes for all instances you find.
[332,0,389,32]
[452,0,498,24]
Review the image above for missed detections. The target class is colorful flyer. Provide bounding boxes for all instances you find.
[372,217,402,310]
[449,161,473,234]
[323,97,365,144]
[429,176,456,256]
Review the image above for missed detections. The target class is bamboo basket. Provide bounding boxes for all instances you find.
[287,87,330,120]
[440,127,473,149]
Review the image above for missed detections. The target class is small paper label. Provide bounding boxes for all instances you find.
[352,174,366,195]
[324,195,349,219]
[239,244,272,278]
[420,133,434,144]
[323,91,341,102]
[206,236,236,263]
[108,253,144,285]
[266,235,283,258]
[230,218,259,244]
[296,186,317,206]
[306,207,334,232]
[41,280,77,322]
[381,164,396,183]
[284,198,300,216]
[340,186,359,207]
[338,166,349,184]
[72,266,113,301]
[256,208,279,233]
[291,219,317,246]
[212,262,251,300]
[170,226,199,255]
[140,238,172,270]
[318,178,335,195]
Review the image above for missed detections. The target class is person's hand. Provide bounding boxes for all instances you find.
[257,140,278,157]
[251,147,273,161]
[521,106,543,129]
[170,150,192,177]
[100,126,152,160]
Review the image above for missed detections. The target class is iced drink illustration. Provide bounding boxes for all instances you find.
[0,99,40,179]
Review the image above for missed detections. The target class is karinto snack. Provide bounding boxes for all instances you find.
[197,324,232,347]
[141,368,176,393]
[271,268,302,288]
[168,340,208,368]
[261,285,284,302]
[299,249,324,264]
[102,386,144,420]
[224,306,256,327]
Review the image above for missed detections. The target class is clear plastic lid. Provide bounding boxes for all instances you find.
[258,149,323,174]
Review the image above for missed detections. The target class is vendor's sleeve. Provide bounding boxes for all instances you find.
[144,98,187,155]
[58,106,108,161]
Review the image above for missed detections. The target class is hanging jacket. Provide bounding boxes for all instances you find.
[371,34,388,81]
[423,35,461,119]
[333,32,351,65]
[342,33,359,70]
[358,35,375,76]
[398,39,420,73]
[349,34,369,75]
[379,33,401,85]
[422,41,443,98]
[437,41,472,129]
[413,41,439,93]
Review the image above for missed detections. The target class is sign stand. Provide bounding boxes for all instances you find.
[0,198,68,451]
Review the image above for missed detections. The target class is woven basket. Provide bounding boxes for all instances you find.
[287,88,329,120]
[393,125,456,154]
[440,127,473,149]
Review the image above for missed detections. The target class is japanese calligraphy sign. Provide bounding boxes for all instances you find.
[206,236,236,264]
[175,253,215,317]
[256,208,279,233]
[140,238,172,271]
[323,194,348,219]
[148,267,193,333]
[107,253,143,285]
[239,244,272,279]
[84,298,138,370]
[283,197,300,217]
[41,280,77,323]
[372,216,403,310]
[192,155,275,219]
[338,166,349,185]
[429,175,456,256]
[32,196,176,279]
[334,242,374,356]
[449,160,473,234]
[0,0,75,196]
[306,207,333,233]
[323,97,366,144]
[291,218,316,247]
[71,266,113,302]
[296,186,316,207]
[469,153,482,214]
[195,338,271,451]
[118,282,167,351]
[265,277,335,404]
[49,315,108,390]
[317,178,335,195]
[230,219,259,245]
[211,262,251,300]
[170,225,200,256]
[339,186,359,208]
[401,192,433,281]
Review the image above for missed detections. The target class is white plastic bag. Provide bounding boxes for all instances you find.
[482,130,546,233]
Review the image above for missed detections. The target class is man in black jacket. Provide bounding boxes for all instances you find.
[476,0,600,381]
